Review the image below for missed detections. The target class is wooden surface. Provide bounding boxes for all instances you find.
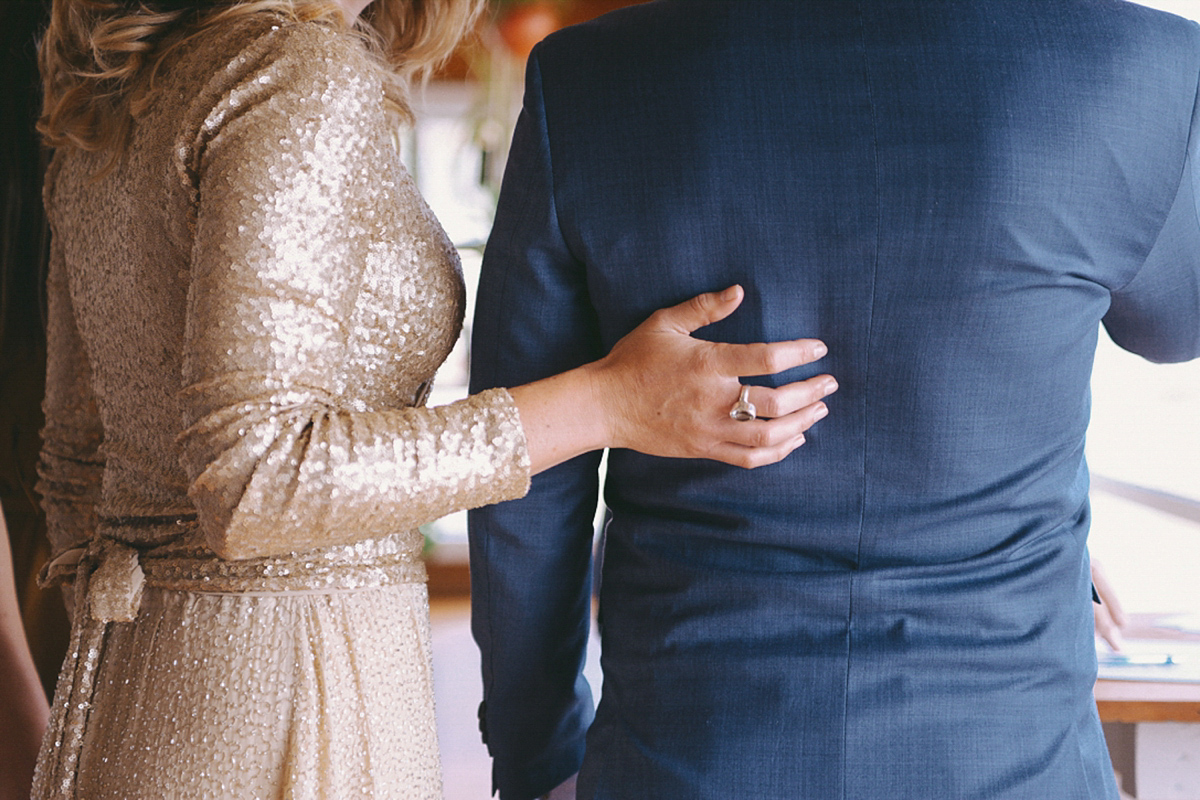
[426,558,472,598]
[1095,680,1200,723]
[1095,614,1200,724]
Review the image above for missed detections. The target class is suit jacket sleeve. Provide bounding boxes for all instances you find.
[1103,68,1200,363]
[468,49,604,800]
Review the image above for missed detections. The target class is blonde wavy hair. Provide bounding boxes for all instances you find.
[39,0,484,159]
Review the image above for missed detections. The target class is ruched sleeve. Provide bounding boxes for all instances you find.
[37,229,104,559]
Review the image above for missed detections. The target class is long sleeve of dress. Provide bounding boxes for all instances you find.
[176,24,529,561]
[37,230,103,559]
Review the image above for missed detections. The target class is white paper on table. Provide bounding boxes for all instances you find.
[1097,639,1200,683]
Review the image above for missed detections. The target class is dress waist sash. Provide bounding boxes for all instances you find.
[32,523,426,798]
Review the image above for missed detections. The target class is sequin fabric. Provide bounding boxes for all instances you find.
[33,15,530,799]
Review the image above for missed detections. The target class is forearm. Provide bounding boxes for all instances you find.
[0,516,49,800]
[507,287,837,476]
[0,629,48,800]
[509,363,611,475]
[182,389,531,560]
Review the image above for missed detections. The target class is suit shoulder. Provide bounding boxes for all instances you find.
[1080,0,1200,51]
[535,0,685,61]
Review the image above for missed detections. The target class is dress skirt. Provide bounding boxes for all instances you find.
[33,535,444,800]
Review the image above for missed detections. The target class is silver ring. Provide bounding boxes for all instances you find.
[729,385,756,422]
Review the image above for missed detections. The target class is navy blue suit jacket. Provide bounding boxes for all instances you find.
[469,2,1200,798]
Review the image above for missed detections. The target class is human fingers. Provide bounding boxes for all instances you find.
[1091,559,1128,628]
[1094,601,1124,653]
[720,400,828,449]
[641,285,745,335]
[706,432,809,469]
[710,338,829,378]
[743,375,838,419]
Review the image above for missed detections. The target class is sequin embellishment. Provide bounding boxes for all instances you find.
[33,16,530,799]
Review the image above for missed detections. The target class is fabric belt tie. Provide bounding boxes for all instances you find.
[32,531,425,798]
[33,537,142,798]
[38,538,148,623]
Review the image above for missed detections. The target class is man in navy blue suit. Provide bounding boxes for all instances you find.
[468,2,1200,798]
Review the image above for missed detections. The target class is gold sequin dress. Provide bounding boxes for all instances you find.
[32,15,530,799]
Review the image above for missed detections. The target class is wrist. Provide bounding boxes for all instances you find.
[509,361,615,474]
[577,357,620,451]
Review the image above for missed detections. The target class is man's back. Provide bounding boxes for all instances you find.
[470,3,1200,798]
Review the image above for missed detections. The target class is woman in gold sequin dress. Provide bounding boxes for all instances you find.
[30,0,837,797]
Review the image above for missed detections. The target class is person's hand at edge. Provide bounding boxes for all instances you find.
[1092,558,1127,652]
[511,285,837,474]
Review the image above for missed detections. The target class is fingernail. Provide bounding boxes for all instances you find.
[721,285,740,301]
[813,342,828,358]
[823,377,838,394]
[814,403,829,420]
